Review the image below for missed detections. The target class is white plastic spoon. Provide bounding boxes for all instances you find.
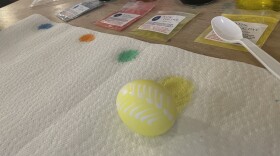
[211,16,280,80]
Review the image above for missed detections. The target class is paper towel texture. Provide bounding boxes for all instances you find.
[0,14,280,156]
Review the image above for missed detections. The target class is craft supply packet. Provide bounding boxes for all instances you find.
[130,11,198,42]
[57,0,104,22]
[95,1,156,31]
[195,10,280,52]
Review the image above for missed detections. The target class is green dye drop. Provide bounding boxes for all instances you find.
[118,50,139,63]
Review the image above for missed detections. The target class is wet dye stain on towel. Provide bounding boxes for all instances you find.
[79,34,95,42]
[38,23,53,30]
[159,76,194,114]
[118,50,139,63]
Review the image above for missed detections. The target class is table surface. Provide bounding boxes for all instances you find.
[0,0,280,67]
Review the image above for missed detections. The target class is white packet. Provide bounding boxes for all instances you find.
[130,11,198,42]
[56,0,104,22]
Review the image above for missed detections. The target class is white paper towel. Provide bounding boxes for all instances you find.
[0,14,279,156]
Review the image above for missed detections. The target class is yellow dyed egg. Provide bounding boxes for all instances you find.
[116,80,177,137]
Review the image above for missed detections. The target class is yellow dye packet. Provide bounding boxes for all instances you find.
[195,10,280,52]
[130,11,198,42]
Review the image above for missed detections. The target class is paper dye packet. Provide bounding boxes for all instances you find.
[195,10,280,52]
[95,1,156,31]
[57,0,104,22]
[130,11,198,42]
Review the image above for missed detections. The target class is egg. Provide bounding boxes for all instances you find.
[116,80,177,137]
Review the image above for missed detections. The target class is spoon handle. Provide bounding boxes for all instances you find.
[239,38,280,80]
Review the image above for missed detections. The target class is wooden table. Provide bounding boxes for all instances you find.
[1,0,279,67]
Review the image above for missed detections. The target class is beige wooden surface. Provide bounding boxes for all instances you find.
[0,0,280,67]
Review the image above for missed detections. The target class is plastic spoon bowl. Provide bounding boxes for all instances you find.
[211,16,280,80]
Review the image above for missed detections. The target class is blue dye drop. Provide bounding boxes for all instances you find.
[38,23,53,30]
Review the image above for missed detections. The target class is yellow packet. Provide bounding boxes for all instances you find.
[130,11,198,42]
[195,10,280,52]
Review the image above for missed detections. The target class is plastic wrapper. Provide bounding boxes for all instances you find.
[30,0,60,7]
[95,1,156,31]
[195,10,280,52]
[56,0,104,22]
[130,11,198,42]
